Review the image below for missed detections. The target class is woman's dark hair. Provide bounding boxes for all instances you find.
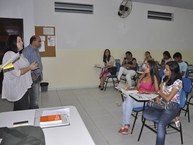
[103,49,111,63]
[125,51,132,57]
[141,60,159,85]
[5,35,20,53]
[163,51,171,58]
[163,61,181,86]
[145,51,152,58]
[145,51,150,55]
[148,60,159,85]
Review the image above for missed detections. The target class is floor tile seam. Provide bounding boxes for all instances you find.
[75,94,112,145]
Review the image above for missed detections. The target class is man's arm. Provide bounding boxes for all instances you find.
[121,58,126,66]
[125,58,137,69]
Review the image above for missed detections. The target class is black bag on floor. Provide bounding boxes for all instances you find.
[0,126,45,145]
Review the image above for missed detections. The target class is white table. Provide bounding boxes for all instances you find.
[0,106,95,145]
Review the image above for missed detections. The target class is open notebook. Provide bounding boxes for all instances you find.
[121,88,158,101]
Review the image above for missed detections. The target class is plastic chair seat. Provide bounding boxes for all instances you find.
[133,107,144,112]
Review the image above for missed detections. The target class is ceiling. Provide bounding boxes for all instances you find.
[133,0,193,10]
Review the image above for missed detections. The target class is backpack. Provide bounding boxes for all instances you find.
[0,126,45,145]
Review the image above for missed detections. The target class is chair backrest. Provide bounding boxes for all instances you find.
[184,61,189,78]
[185,69,189,78]
[159,68,164,80]
[182,77,192,94]
[115,59,121,72]
[179,89,186,109]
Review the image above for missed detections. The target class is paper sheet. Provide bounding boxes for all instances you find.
[43,27,54,35]
[47,36,55,46]
[39,41,45,52]
[42,108,70,117]
[0,53,20,69]
[40,36,46,42]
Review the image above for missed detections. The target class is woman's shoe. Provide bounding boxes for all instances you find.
[121,127,129,135]
[98,85,101,88]
[118,127,124,133]
[100,87,104,90]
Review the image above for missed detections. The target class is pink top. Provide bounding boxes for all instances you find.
[138,80,155,92]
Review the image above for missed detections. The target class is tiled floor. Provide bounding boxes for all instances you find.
[1,87,193,145]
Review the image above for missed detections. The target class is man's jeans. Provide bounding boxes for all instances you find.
[29,81,40,109]
[143,102,180,145]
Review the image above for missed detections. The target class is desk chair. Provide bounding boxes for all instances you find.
[138,89,186,144]
[186,94,193,121]
[182,78,192,122]
[104,59,120,91]
[130,107,144,134]
[159,68,164,84]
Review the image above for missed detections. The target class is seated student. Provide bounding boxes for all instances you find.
[99,49,115,90]
[143,61,182,145]
[173,52,188,78]
[160,51,172,68]
[118,60,159,135]
[117,51,137,87]
[144,51,154,62]
[141,51,154,71]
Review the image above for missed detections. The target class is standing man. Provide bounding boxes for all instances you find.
[23,35,43,109]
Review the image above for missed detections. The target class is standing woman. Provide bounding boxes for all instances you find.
[144,61,182,145]
[2,35,38,111]
[99,49,115,90]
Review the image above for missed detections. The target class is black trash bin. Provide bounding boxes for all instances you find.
[40,82,49,92]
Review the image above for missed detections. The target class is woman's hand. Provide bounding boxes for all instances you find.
[138,91,148,94]
[29,62,38,70]
[155,96,161,104]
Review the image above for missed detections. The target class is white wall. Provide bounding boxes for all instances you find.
[0,0,35,46]
[33,0,193,89]
[34,0,193,50]
[1,0,193,89]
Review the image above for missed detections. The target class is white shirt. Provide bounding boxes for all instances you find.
[2,51,32,102]
[105,56,115,66]
[178,61,188,78]
[162,79,182,104]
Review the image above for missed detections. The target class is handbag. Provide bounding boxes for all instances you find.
[147,99,167,110]
[147,99,178,110]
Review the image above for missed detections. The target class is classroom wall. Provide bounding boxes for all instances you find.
[0,0,35,46]
[1,0,193,89]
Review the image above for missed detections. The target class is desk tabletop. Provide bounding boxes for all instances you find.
[0,109,35,127]
[0,106,95,145]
